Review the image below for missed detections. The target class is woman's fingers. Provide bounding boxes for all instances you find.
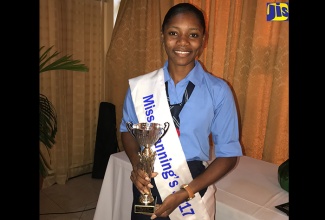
[151,203,170,219]
[151,192,185,219]
[130,168,154,194]
[151,172,158,178]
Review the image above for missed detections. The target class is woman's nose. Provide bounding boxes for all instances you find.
[177,35,189,46]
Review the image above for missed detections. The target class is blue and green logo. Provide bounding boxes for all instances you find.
[267,3,289,21]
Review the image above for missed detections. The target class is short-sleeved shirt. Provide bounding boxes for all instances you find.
[120,60,243,161]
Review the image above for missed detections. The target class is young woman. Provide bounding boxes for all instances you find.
[119,3,243,220]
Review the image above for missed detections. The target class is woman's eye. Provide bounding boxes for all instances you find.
[190,33,199,38]
[168,32,177,36]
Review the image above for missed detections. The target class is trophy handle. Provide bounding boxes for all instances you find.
[157,122,170,142]
[126,122,136,139]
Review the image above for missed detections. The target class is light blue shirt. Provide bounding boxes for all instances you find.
[120,60,243,161]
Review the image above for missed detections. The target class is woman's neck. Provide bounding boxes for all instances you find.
[167,62,195,85]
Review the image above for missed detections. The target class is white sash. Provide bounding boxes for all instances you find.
[129,68,214,220]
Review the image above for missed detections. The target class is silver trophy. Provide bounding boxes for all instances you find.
[126,122,169,214]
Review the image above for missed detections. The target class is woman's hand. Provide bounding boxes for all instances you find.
[130,165,159,217]
[150,189,188,219]
[130,164,158,195]
[122,132,159,195]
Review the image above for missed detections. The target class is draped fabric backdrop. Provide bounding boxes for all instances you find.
[40,0,288,188]
[39,0,113,188]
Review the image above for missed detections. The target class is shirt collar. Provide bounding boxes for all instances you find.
[163,60,205,87]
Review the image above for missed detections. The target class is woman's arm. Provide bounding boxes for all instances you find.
[151,156,238,219]
[189,156,237,195]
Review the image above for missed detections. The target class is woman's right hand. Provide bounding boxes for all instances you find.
[130,164,157,194]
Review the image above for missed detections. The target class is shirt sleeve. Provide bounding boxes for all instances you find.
[119,87,139,132]
[211,81,243,157]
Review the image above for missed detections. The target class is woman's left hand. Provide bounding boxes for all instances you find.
[150,189,188,219]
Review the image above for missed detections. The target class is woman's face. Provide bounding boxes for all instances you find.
[162,12,205,68]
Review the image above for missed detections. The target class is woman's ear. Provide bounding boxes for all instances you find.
[161,32,164,43]
[198,34,206,58]
[202,33,208,49]
[202,34,206,48]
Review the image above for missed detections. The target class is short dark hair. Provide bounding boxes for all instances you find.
[162,3,206,34]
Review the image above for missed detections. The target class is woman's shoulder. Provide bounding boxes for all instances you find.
[130,68,163,82]
[202,71,229,89]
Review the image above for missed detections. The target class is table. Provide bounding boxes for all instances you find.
[94,151,288,220]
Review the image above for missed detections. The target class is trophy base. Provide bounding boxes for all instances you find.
[134,196,157,214]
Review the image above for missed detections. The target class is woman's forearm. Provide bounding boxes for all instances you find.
[121,132,141,169]
[187,157,238,196]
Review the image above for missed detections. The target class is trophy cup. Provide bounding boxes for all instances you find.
[126,122,169,214]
